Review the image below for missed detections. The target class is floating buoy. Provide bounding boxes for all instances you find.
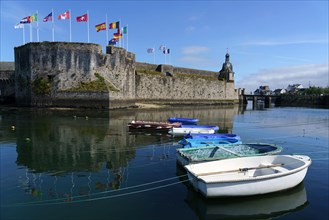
[85,116,88,120]
[25,138,31,143]
[11,125,16,130]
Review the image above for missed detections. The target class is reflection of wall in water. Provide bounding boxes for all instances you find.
[15,110,136,173]
[131,106,239,133]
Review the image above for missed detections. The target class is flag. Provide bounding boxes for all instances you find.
[58,11,70,20]
[76,13,88,22]
[147,48,154,53]
[20,16,31,24]
[122,26,127,34]
[159,45,165,51]
[95,22,106,32]
[113,32,122,39]
[14,23,24,29]
[109,21,119,29]
[30,13,38,22]
[43,12,52,22]
[109,38,118,45]
[163,49,170,54]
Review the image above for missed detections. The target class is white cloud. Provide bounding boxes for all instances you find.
[177,56,208,63]
[188,15,200,21]
[185,26,195,32]
[236,63,329,93]
[241,39,328,46]
[181,46,209,55]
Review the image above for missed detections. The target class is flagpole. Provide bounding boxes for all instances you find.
[87,10,90,43]
[30,23,32,42]
[164,45,166,65]
[52,9,54,42]
[36,11,39,42]
[126,24,129,51]
[69,9,72,42]
[22,24,25,44]
[122,27,124,49]
[106,14,108,46]
[120,19,122,48]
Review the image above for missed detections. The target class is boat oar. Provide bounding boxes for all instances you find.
[208,144,242,157]
[197,163,285,176]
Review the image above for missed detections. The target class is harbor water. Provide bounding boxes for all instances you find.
[0,104,328,220]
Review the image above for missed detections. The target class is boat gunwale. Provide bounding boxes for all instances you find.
[189,157,312,184]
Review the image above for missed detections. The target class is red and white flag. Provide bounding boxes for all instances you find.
[76,13,88,22]
[58,11,70,20]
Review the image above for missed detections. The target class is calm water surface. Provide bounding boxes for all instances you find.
[0,104,328,220]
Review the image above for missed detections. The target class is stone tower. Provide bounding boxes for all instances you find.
[218,51,234,82]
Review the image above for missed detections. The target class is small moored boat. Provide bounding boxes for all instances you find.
[168,127,215,136]
[185,154,311,198]
[168,117,199,125]
[183,133,240,140]
[128,120,181,131]
[178,138,242,148]
[180,125,219,131]
[176,143,283,166]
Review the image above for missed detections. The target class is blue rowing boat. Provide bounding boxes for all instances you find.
[178,138,242,148]
[168,117,198,125]
[183,133,240,140]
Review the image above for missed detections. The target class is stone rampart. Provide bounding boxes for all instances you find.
[0,62,15,104]
[12,42,238,109]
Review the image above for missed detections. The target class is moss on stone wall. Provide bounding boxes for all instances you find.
[32,76,51,95]
[63,73,108,92]
[175,72,217,81]
[136,69,163,76]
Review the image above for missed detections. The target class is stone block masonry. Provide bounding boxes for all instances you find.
[12,42,238,109]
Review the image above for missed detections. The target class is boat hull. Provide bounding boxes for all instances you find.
[185,155,311,197]
[176,143,283,166]
[168,117,199,125]
[128,120,181,131]
[169,128,215,135]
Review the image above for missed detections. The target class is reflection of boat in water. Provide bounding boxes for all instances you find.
[185,182,308,220]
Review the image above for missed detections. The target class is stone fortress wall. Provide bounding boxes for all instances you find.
[1,42,239,108]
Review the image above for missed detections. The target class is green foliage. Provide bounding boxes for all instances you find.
[32,76,51,95]
[136,69,217,81]
[136,69,163,76]
[66,73,108,92]
[303,86,329,95]
[175,72,217,81]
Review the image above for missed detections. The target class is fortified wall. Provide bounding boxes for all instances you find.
[0,62,15,103]
[9,42,239,109]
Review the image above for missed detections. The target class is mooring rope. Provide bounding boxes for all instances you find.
[3,174,189,207]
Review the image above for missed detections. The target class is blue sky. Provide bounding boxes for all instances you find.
[1,0,328,92]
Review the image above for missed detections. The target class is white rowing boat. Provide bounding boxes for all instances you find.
[185,155,311,197]
[168,127,215,136]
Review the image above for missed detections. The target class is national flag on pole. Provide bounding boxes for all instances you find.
[95,22,106,32]
[30,13,38,22]
[58,11,70,20]
[14,23,24,29]
[113,32,122,39]
[122,26,127,34]
[109,38,118,45]
[43,12,52,22]
[159,45,165,51]
[109,21,119,29]
[20,16,31,24]
[163,49,170,54]
[76,13,88,22]
[147,48,155,53]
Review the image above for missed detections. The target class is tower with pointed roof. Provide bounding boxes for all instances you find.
[218,51,235,82]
